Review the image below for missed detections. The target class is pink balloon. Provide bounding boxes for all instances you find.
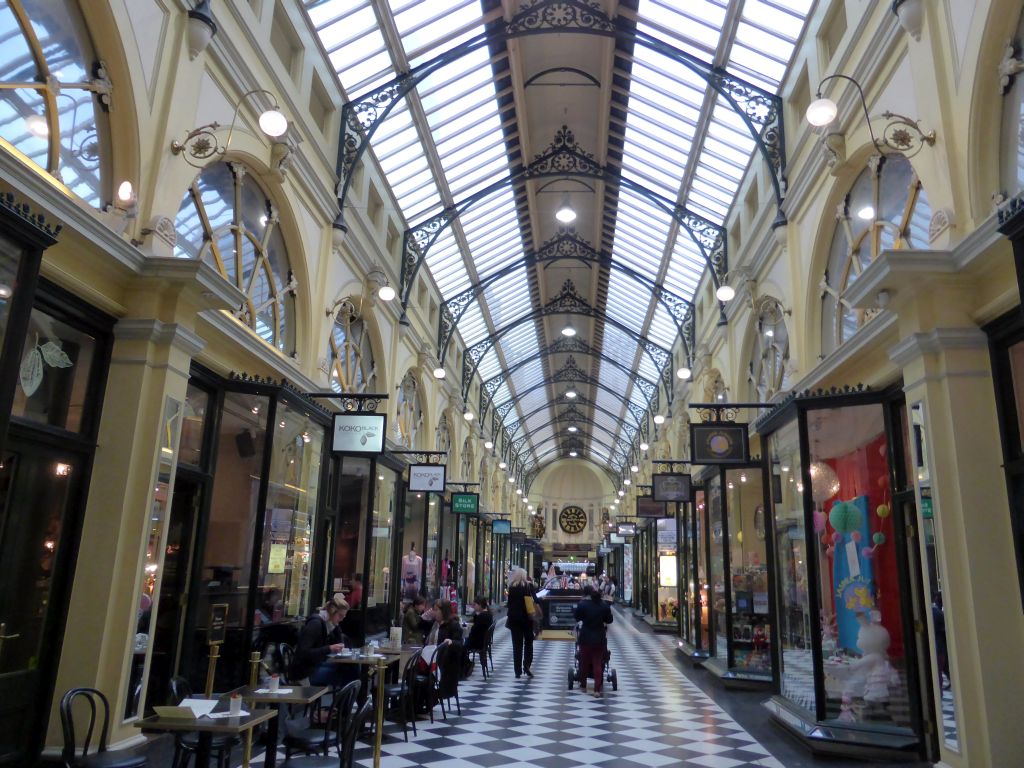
[851,531,862,543]
[831,531,843,545]
[861,546,875,559]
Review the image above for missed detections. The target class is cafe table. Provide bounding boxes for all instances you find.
[235,684,328,768]
[134,702,275,768]
[326,650,400,768]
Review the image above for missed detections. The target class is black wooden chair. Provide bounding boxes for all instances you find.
[413,645,446,723]
[470,624,496,679]
[59,687,148,768]
[279,643,296,684]
[434,643,461,717]
[279,698,372,768]
[167,677,237,768]
[485,623,496,670]
[382,648,423,741]
[282,679,359,761]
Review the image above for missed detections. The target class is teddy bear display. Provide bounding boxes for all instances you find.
[840,611,901,717]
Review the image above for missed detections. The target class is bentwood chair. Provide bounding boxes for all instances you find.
[414,645,446,723]
[168,677,238,768]
[434,644,461,717]
[382,648,423,741]
[59,688,149,768]
[282,679,359,761]
[280,698,372,768]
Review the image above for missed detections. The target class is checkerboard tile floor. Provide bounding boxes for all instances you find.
[243,608,788,767]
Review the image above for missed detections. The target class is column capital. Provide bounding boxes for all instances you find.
[113,318,206,357]
[888,327,988,367]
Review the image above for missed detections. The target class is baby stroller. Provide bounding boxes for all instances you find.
[567,621,617,691]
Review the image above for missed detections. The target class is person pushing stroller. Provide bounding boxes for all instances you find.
[574,585,613,695]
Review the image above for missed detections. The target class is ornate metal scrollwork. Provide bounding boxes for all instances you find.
[0,192,62,239]
[524,124,602,178]
[507,0,615,35]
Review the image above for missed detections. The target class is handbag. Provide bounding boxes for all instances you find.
[523,595,536,614]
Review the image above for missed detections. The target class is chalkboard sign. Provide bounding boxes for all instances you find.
[208,603,228,645]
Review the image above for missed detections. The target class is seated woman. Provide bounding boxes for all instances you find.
[465,595,492,652]
[402,594,431,644]
[434,599,464,700]
[289,596,356,686]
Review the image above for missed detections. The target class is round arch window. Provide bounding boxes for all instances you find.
[820,154,930,356]
[174,162,296,354]
[326,299,375,393]
[0,0,111,206]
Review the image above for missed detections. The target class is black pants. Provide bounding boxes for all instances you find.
[509,622,533,677]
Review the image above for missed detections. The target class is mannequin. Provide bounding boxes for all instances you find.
[440,548,453,585]
[402,543,423,599]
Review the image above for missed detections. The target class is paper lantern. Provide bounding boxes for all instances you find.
[813,509,827,533]
[876,503,890,519]
[831,531,843,545]
[829,501,863,534]
[872,532,887,546]
[809,461,841,502]
[851,531,862,543]
[862,546,875,558]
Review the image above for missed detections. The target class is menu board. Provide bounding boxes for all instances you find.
[547,600,578,627]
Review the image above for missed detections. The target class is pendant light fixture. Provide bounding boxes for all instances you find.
[555,192,576,223]
[561,319,577,337]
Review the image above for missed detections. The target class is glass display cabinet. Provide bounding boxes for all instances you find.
[758,387,933,760]
[688,465,775,688]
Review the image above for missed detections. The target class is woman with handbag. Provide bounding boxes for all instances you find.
[506,567,537,679]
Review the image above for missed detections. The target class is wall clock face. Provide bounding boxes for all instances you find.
[559,505,587,534]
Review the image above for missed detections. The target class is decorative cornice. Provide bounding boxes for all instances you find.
[138,257,247,311]
[0,190,61,240]
[786,311,899,395]
[888,327,989,368]
[0,151,146,274]
[114,318,206,357]
[842,249,958,309]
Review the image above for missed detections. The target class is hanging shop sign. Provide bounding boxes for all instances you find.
[610,533,626,544]
[637,496,669,518]
[616,522,636,536]
[491,519,512,534]
[652,472,692,502]
[409,463,446,492]
[332,412,386,454]
[451,492,479,514]
[690,422,750,465]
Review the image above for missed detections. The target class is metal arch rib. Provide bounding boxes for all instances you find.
[439,230,695,367]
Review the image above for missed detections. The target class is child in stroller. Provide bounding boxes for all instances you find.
[567,620,618,691]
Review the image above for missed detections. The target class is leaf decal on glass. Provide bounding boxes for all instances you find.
[20,347,43,397]
[39,341,73,368]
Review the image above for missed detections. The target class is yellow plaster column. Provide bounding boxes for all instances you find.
[890,327,1024,767]
[46,319,204,752]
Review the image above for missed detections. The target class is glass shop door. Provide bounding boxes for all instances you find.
[0,435,86,764]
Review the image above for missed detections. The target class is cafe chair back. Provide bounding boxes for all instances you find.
[341,699,375,768]
[167,676,237,768]
[60,687,148,768]
[434,643,461,717]
[283,678,359,760]
[383,647,423,741]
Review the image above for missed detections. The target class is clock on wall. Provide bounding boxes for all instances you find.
[558,505,587,534]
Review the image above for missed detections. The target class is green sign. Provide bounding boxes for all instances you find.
[921,497,933,519]
[451,492,479,514]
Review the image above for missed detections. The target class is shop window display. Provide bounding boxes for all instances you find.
[695,489,709,649]
[655,517,678,624]
[725,467,771,674]
[708,474,726,658]
[367,465,398,637]
[770,418,813,711]
[256,400,323,628]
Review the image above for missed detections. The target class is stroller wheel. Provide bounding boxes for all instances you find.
[611,669,618,691]
[567,669,574,689]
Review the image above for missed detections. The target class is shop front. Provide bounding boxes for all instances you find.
[758,387,937,760]
[0,204,113,762]
[679,484,709,660]
[139,368,331,701]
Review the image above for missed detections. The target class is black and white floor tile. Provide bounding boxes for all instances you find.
[268,609,789,768]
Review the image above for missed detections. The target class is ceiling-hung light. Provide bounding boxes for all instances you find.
[516,489,523,495]
[565,389,577,399]
[630,465,639,473]
[618,490,625,497]
[484,440,494,450]
[463,409,474,421]
[569,450,577,457]
[716,284,736,302]
[508,477,515,484]
[567,423,578,433]
[561,319,576,337]
[187,0,217,60]
[653,414,666,425]
[499,461,507,469]
[258,108,289,138]
[433,366,446,379]
[377,283,396,302]
[676,366,692,380]
[640,442,649,451]
[555,192,576,223]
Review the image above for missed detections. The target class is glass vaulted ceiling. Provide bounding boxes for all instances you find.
[305,0,812,478]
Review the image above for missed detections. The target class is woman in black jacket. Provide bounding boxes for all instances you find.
[506,567,536,679]
[434,599,464,699]
[465,595,493,652]
[574,586,613,695]
[290,596,350,685]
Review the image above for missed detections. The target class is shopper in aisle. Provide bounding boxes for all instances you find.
[574,586,613,695]
[506,567,536,678]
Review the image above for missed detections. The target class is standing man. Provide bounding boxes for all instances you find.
[574,586,613,695]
